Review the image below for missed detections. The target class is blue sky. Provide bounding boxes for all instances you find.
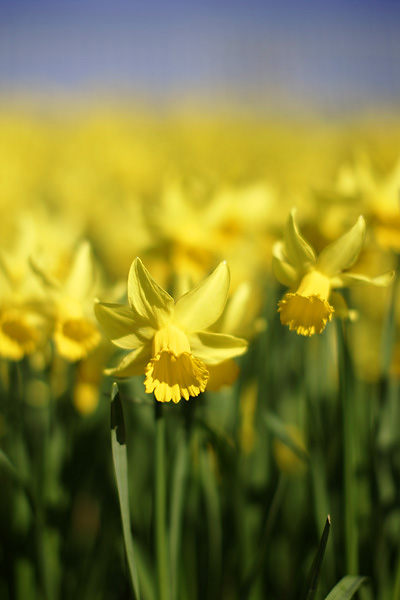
[1,0,400,114]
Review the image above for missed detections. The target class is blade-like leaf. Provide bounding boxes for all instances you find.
[324,575,367,599]
[0,448,36,514]
[302,515,331,600]
[111,383,141,600]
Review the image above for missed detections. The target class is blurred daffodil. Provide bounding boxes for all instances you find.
[273,424,308,476]
[32,241,102,361]
[95,258,248,403]
[273,210,394,336]
[0,253,48,361]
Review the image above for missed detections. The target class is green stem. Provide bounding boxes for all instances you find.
[155,401,170,600]
[240,474,287,598]
[336,321,358,575]
[393,523,400,600]
[380,253,400,379]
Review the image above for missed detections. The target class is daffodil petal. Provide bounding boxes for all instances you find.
[283,209,316,270]
[188,330,247,365]
[128,257,174,328]
[65,241,96,299]
[206,359,240,391]
[105,345,152,377]
[174,262,230,332]
[215,281,252,335]
[316,216,365,276]
[331,270,395,288]
[94,301,155,349]
[272,255,299,288]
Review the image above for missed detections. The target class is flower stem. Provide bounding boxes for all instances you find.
[336,320,358,575]
[155,401,171,600]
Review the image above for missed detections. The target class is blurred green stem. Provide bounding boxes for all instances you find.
[169,398,197,600]
[337,321,358,575]
[393,545,400,600]
[380,253,400,378]
[155,401,171,600]
[240,474,287,598]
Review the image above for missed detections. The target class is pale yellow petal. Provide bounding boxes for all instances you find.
[188,331,247,365]
[105,345,152,378]
[65,241,96,299]
[94,301,154,349]
[206,359,240,391]
[214,282,252,335]
[128,257,174,328]
[316,216,365,276]
[331,270,395,288]
[174,262,230,332]
[272,254,299,288]
[283,210,316,270]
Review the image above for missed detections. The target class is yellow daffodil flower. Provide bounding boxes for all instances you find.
[94,258,248,403]
[32,241,102,362]
[0,252,49,361]
[273,210,394,336]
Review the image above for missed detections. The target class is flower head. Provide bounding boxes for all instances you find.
[95,258,248,403]
[32,241,102,361]
[273,210,394,336]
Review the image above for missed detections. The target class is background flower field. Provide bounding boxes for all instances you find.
[0,104,399,599]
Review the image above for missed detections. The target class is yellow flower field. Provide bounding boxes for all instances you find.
[0,104,399,599]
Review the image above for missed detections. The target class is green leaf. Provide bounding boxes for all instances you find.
[169,429,189,600]
[324,575,368,599]
[0,448,35,514]
[302,515,331,600]
[111,382,141,600]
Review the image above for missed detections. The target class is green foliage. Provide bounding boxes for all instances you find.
[324,576,368,599]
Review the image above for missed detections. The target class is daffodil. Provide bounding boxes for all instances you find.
[94,258,248,403]
[0,247,49,361]
[273,210,394,336]
[32,241,102,361]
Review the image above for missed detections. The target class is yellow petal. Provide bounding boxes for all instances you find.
[144,351,208,403]
[272,253,299,287]
[73,382,100,415]
[105,344,152,377]
[152,324,191,355]
[206,359,240,391]
[94,301,154,349]
[331,270,395,288]
[54,317,101,361]
[213,281,252,335]
[283,210,316,270]
[0,311,41,360]
[65,241,96,299]
[188,331,248,365]
[174,262,230,332]
[128,257,174,329]
[316,216,365,276]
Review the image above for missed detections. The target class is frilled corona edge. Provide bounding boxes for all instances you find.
[278,293,334,336]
